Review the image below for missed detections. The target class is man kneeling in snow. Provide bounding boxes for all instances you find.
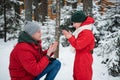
[9,21,61,80]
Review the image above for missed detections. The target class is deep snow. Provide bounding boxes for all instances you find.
[0,39,120,80]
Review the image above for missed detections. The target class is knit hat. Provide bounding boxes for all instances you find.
[71,11,87,23]
[24,21,41,36]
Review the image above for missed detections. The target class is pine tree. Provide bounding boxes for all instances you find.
[0,0,24,41]
[93,0,120,76]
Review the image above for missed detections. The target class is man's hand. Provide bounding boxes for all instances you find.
[47,41,58,56]
[62,30,72,39]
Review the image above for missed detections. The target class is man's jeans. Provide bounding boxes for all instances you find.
[35,60,61,80]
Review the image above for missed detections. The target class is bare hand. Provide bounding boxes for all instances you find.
[62,30,72,39]
[47,41,58,56]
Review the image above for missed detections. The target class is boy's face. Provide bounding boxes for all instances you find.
[73,22,81,28]
[32,30,41,41]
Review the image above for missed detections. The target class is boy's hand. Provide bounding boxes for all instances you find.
[62,30,72,39]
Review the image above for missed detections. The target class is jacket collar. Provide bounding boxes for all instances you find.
[80,16,94,26]
[18,31,39,45]
[73,24,93,38]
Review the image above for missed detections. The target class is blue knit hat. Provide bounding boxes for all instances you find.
[71,11,87,23]
[24,21,41,36]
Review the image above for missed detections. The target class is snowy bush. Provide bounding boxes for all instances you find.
[41,17,56,50]
[93,2,120,76]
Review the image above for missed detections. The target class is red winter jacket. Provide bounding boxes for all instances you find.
[68,16,95,80]
[9,32,50,80]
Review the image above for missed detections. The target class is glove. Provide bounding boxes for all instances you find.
[49,58,56,63]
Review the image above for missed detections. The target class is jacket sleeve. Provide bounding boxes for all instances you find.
[38,41,48,55]
[42,49,48,55]
[17,45,50,76]
[68,30,93,50]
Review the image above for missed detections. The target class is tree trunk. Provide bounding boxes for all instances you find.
[55,0,60,58]
[15,1,20,18]
[83,0,93,16]
[34,0,39,21]
[14,0,20,24]
[24,0,32,21]
[40,0,48,23]
[4,0,7,42]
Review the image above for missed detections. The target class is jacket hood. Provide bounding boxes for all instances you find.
[80,16,95,26]
[18,31,38,44]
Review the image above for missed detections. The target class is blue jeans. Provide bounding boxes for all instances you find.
[35,60,61,80]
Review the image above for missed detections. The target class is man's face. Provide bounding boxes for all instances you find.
[32,30,41,41]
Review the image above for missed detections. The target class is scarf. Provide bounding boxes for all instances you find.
[70,24,93,53]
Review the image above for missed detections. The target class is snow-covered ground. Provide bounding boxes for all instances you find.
[0,39,120,80]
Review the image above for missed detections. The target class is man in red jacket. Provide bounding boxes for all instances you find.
[62,11,95,80]
[9,21,61,80]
